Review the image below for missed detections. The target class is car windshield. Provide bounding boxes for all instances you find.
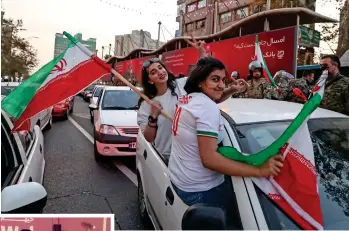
[101,90,139,110]
[235,118,349,230]
[1,86,16,96]
[93,87,103,97]
[86,84,96,91]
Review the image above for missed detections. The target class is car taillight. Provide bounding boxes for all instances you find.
[99,125,119,135]
[55,103,66,108]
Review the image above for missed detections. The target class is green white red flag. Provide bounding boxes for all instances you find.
[1,31,112,132]
[218,71,329,229]
[255,35,278,88]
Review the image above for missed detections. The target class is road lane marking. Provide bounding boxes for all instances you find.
[73,113,91,120]
[68,116,138,186]
[114,161,138,186]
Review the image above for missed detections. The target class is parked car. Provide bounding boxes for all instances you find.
[1,92,53,132]
[52,96,75,120]
[89,85,104,122]
[89,86,139,161]
[83,84,97,102]
[1,109,47,213]
[136,98,349,230]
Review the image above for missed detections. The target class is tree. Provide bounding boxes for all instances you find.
[319,0,348,57]
[1,17,38,77]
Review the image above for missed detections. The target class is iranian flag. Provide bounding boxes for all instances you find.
[218,71,328,229]
[255,34,278,88]
[1,32,112,132]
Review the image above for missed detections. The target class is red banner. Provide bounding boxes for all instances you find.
[162,27,296,79]
[112,56,155,83]
[0,217,112,231]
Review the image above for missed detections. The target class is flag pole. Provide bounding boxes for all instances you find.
[63,31,174,121]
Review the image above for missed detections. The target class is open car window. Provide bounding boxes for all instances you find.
[234,118,349,230]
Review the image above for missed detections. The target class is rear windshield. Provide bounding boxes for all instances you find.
[235,118,349,230]
[93,87,103,97]
[1,86,16,96]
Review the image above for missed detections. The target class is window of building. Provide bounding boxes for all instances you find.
[220,11,232,24]
[187,2,197,13]
[236,6,249,19]
[196,19,206,29]
[186,22,195,32]
[198,0,206,9]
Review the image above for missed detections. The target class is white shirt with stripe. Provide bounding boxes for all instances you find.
[169,92,225,192]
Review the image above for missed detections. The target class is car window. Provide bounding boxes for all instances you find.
[94,87,103,97]
[18,131,35,156]
[101,90,139,110]
[234,118,349,230]
[1,122,22,189]
[97,89,104,107]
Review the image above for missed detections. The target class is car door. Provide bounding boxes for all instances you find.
[2,111,45,184]
[138,136,176,229]
[1,113,27,188]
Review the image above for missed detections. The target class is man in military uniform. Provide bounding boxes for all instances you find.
[241,61,271,99]
[319,55,349,116]
[230,71,246,98]
[284,70,314,104]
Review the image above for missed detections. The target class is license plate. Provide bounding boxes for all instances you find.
[129,142,137,149]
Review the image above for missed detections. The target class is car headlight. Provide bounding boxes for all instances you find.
[99,125,119,135]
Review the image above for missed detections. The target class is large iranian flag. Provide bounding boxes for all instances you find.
[218,71,328,229]
[255,35,278,88]
[2,32,111,132]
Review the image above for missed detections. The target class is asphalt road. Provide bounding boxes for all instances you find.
[42,96,145,230]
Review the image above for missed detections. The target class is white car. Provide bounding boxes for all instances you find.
[136,98,349,230]
[1,109,47,213]
[1,84,53,132]
[89,86,139,161]
[89,85,105,122]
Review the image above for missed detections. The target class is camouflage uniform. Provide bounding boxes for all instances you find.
[243,78,271,99]
[285,77,312,104]
[320,73,349,116]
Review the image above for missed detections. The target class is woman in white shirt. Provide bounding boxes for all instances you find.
[169,57,284,210]
[137,37,248,160]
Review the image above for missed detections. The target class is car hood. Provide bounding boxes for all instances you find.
[100,110,138,126]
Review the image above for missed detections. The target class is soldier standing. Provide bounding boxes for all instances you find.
[265,70,295,100]
[285,70,314,104]
[230,71,246,98]
[319,55,349,116]
[241,61,271,99]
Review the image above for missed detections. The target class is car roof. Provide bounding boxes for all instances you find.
[219,99,348,124]
[104,86,133,91]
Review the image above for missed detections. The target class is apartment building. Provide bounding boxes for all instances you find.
[176,0,316,37]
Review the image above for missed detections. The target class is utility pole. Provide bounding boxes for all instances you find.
[266,0,271,10]
[101,46,104,59]
[157,21,162,49]
[140,29,145,48]
[109,44,111,56]
[96,49,98,57]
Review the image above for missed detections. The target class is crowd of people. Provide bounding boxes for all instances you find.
[229,54,349,116]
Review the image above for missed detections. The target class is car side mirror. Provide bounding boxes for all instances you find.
[182,204,227,230]
[1,182,47,213]
[89,104,98,110]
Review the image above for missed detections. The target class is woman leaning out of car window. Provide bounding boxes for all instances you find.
[168,57,284,213]
[137,36,249,161]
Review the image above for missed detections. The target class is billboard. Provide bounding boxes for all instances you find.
[0,217,112,231]
[161,27,297,79]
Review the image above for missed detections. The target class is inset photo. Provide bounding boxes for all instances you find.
[0,215,114,231]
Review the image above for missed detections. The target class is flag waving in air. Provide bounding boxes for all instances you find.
[218,71,329,229]
[2,32,112,132]
[255,34,278,88]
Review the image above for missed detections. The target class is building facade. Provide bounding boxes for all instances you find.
[114,30,165,56]
[53,33,97,58]
[176,0,316,37]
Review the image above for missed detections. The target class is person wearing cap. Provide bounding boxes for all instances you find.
[230,71,246,98]
[241,61,271,99]
[265,70,294,100]
[284,70,313,103]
